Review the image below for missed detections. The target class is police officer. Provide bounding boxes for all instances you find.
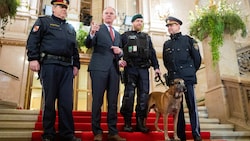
[120,14,161,133]
[26,0,81,141]
[163,16,202,141]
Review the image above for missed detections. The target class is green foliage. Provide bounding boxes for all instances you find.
[0,0,20,18]
[189,0,247,66]
[0,0,20,35]
[76,23,87,47]
[76,23,91,53]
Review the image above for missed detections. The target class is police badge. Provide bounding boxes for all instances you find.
[193,42,199,50]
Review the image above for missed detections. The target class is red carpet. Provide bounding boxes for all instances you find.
[32,111,210,141]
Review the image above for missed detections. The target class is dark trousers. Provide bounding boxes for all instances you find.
[90,63,120,135]
[120,67,149,119]
[177,83,201,140]
[41,64,74,139]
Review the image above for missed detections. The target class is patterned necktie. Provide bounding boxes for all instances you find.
[109,26,114,42]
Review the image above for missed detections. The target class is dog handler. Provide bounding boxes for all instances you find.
[119,14,161,133]
[162,16,202,141]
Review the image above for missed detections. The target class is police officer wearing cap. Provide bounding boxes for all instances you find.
[163,16,202,141]
[26,0,81,141]
[120,14,161,133]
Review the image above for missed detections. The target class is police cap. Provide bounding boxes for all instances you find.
[131,14,143,22]
[165,16,182,26]
[51,0,69,6]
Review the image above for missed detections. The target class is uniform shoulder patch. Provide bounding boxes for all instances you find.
[32,25,40,32]
[193,42,199,50]
[186,35,199,50]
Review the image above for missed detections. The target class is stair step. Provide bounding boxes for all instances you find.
[0,100,18,109]
[31,130,211,141]
[34,122,194,131]
[186,118,220,124]
[185,112,208,118]
[184,106,207,112]
[35,115,219,124]
[0,131,32,141]
[0,114,38,121]
[210,130,250,139]
[0,108,249,140]
[0,131,32,138]
[0,109,39,115]
[200,124,234,131]
[0,121,35,130]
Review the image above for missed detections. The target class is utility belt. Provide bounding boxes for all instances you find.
[40,53,73,64]
[127,59,150,68]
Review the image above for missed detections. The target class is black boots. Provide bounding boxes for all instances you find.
[123,118,133,132]
[136,117,149,133]
[123,117,149,133]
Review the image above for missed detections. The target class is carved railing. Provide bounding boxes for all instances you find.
[221,75,250,130]
[237,46,250,76]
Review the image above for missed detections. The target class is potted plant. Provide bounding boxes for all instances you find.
[76,23,92,53]
[0,0,20,35]
[189,0,247,65]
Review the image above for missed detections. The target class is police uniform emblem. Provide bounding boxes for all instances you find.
[63,0,67,4]
[193,42,199,50]
[32,26,39,32]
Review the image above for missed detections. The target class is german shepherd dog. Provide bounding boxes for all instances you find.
[147,78,186,141]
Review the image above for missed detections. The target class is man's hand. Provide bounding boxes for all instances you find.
[90,22,100,36]
[73,66,79,76]
[154,68,161,76]
[29,60,40,72]
[111,46,122,55]
[119,60,127,67]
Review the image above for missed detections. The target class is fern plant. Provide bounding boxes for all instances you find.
[0,0,20,35]
[189,0,247,65]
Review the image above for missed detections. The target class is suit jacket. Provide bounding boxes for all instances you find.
[85,24,121,71]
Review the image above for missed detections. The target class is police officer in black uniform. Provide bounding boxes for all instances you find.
[26,0,81,141]
[120,14,161,133]
[163,16,202,141]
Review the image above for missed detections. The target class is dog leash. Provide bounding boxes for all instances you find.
[154,73,165,86]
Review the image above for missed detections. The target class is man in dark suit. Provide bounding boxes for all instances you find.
[85,7,126,141]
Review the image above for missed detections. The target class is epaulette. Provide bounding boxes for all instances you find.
[140,32,149,36]
[38,15,50,18]
[185,35,199,50]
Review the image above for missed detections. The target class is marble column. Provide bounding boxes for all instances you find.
[204,34,240,120]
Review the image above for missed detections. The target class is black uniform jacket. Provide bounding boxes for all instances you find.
[163,32,201,84]
[26,15,80,69]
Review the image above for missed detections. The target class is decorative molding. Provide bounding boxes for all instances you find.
[237,46,250,76]
[0,38,26,47]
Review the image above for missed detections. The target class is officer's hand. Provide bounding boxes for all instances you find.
[73,66,79,76]
[90,22,100,36]
[119,60,127,67]
[111,46,122,55]
[154,69,161,76]
[29,60,40,72]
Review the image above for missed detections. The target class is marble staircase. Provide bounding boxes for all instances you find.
[0,106,250,141]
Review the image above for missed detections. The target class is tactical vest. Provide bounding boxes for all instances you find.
[123,31,151,68]
[124,32,150,59]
